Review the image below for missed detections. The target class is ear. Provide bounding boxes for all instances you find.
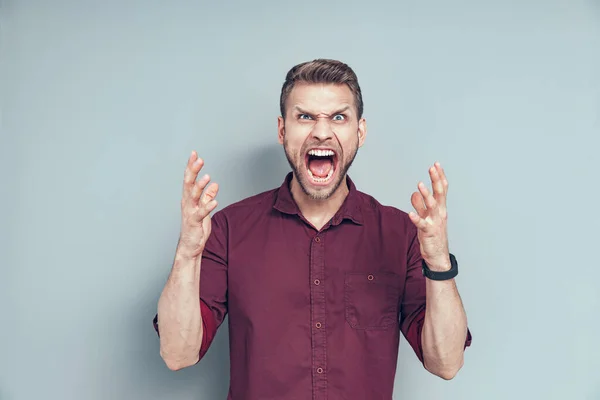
[357,117,367,148]
[277,116,285,145]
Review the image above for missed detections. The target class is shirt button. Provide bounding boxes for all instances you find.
[315,322,322,328]
[314,236,320,242]
[317,367,324,374]
[367,274,374,281]
[314,279,320,285]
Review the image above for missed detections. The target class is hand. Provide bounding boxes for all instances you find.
[408,162,451,271]
[178,151,219,259]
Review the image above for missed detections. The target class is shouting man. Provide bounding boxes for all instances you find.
[154,59,472,400]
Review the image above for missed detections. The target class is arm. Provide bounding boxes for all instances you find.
[399,233,471,380]
[157,251,203,370]
[407,162,471,379]
[421,265,469,379]
[156,151,220,371]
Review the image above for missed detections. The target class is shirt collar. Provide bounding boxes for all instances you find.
[273,171,364,226]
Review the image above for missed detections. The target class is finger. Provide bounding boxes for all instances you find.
[429,165,447,207]
[190,174,211,204]
[183,152,204,197]
[198,185,219,219]
[435,162,448,193]
[200,182,219,205]
[189,150,197,165]
[408,211,428,230]
[411,191,427,218]
[429,165,444,197]
[418,182,437,210]
[198,199,219,219]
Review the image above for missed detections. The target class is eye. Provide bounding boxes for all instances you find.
[298,114,313,120]
[332,114,345,121]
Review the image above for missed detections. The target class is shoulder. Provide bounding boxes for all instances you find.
[211,186,279,223]
[355,189,407,218]
[354,190,417,236]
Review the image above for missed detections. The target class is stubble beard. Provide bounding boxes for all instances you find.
[283,136,359,201]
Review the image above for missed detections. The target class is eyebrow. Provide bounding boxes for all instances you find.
[293,105,352,116]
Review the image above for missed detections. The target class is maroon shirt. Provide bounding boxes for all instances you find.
[154,172,472,399]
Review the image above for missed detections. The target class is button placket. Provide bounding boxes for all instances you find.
[309,232,327,398]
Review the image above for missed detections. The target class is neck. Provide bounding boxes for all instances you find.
[290,174,349,230]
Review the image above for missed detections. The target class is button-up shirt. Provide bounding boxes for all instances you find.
[154,172,472,399]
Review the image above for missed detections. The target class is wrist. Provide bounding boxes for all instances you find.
[176,235,205,261]
[423,255,451,272]
[175,247,203,263]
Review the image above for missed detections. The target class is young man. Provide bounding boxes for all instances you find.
[154,59,472,400]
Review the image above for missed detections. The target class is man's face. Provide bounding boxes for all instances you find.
[278,83,367,200]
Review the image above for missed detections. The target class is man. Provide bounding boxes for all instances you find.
[153,59,472,399]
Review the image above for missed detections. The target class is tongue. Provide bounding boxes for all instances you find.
[308,158,333,178]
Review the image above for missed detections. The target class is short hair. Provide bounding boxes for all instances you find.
[279,59,364,120]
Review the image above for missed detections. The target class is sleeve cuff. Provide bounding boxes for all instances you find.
[405,309,426,363]
[152,299,218,362]
[198,299,217,360]
[464,328,473,348]
[153,313,160,336]
[404,309,473,364]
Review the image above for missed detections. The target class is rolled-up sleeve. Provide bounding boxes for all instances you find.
[399,221,472,364]
[196,211,229,360]
[153,210,229,362]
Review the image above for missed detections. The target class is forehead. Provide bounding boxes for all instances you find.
[287,83,355,113]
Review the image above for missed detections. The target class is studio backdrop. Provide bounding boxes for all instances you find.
[1,1,599,399]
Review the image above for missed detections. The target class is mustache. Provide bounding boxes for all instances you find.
[301,143,341,153]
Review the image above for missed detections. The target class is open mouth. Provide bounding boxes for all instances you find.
[304,148,338,185]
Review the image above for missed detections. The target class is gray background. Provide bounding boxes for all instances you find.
[2,1,599,399]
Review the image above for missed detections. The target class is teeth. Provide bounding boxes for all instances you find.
[307,166,335,183]
[308,149,335,157]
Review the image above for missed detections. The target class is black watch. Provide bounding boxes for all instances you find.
[422,253,458,281]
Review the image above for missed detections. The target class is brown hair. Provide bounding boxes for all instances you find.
[279,59,364,120]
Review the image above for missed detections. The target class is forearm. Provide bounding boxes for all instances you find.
[157,251,203,370]
[421,277,468,379]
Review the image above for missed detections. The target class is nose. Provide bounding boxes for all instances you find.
[311,116,334,141]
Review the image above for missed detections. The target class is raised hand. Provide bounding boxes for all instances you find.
[178,151,219,259]
[408,162,451,271]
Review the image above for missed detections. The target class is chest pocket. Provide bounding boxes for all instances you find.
[344,271,402,330]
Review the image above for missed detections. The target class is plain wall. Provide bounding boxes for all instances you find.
[2,1,599,399]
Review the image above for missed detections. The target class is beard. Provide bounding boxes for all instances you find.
[283,136,359,201]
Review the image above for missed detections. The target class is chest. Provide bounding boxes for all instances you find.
[226,221,407,314]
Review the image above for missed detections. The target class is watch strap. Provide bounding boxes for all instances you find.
[422,253,458,281]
